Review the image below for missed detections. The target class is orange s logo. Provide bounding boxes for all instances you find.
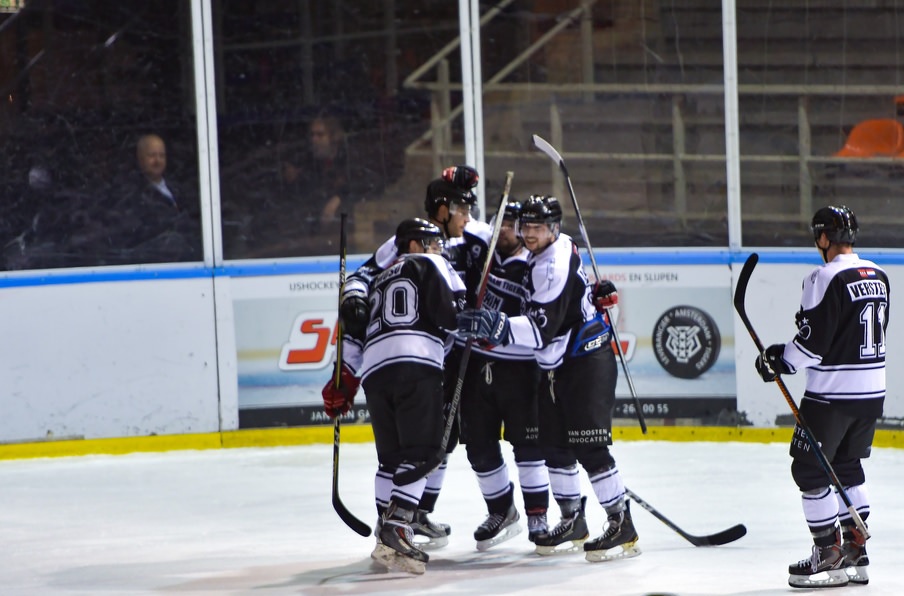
[279,311,339,371]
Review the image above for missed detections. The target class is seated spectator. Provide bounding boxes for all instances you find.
[241,112,387,257]
[106,133,201,263]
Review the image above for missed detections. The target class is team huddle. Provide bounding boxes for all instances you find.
[321,167,889,588]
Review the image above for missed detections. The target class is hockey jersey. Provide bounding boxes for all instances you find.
[507,233,610,369]
[343,253,466,381]
[471,245,535,361]
[343,219,492,306]
[782,253,889,418]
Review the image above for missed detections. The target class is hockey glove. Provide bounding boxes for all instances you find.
[592,279,619,312]
[442,164,479,190]
[321,363,360,418]
[456,309,511,347]
[754,343,793,382]
[339,290,370,339]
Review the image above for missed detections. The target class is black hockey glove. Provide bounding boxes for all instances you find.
[754,343,793,382]
[456,309,511,347]
[339,291,369,339]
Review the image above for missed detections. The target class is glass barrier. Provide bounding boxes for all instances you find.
[0,1,201,271]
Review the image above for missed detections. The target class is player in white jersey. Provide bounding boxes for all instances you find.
[755,205,889,588]
[459,200,551,549]
[338,168,492,547]
[322,218,466,574]
[457,195,640,563]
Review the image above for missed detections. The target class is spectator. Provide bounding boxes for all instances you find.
[242,112,386,258]
[106,133,201,263]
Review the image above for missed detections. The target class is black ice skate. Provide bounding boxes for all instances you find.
[842,526,869,585]
[410,509,450,550]
[370,506,429,575]
[584,501,641,562]
[474,504,522,551]
[527,509,548,544]
[534,497,589,556]
[788,539,849,588]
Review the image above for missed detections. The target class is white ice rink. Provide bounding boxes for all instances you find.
[1,439,903,595]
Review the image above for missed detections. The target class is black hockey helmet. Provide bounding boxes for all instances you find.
[424,178,476,217]
[519,195,563,225]
[394,217,444,254]
[501,199,522,221]
[811,205,858,244]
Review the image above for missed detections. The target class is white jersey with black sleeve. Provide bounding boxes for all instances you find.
[343,252,466,382]
[507,233,610,369]
[781,252,889,418]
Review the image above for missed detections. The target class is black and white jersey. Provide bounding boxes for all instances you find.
[782,253,889,417]
[472,245,535,361]
[508,233,610,369]
[342,219,492,304]
[343,253,466,381]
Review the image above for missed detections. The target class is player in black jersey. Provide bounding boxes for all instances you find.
[338,167,493,548]
[323,218,466,574]
[457,195,640,562]
[755,205,889,588]
[459,200,551,550]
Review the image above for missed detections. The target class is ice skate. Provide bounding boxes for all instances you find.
[534,497,589,556]
[474,504,522,551]
[788,540,849,588]
[842,527,869,585]
[370,506,429,575]
[527,509,548,544]
[584,501,641,562]
[411,509,450,550]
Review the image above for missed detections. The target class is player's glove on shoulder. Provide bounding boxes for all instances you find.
[321,363,360,418]
[456,309,511,347]
[754,343,793,382]
[339,290,369,339]
[592,279,618,312]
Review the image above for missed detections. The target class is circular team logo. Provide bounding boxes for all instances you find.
[652,305,721,379]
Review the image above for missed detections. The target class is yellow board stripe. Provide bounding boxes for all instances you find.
[1,425,901,461]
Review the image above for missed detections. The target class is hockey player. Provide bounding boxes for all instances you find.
[754,205,888,588]
[322,218,466,574]
[457,195,640,563]
[338,166,492,548]
[460,200,551,550]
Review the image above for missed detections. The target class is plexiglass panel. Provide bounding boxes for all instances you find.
[0,1,201,270]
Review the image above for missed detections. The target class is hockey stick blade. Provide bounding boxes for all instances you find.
[332,419,372,537]
[626,488,747,547]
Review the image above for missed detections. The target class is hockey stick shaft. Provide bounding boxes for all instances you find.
[394,172,514,486]
[330,212,371,537]
[733,253,869,540]
[531,134,646,433]
[625,487,747,546]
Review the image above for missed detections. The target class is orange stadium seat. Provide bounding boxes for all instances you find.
[834,118,904,158]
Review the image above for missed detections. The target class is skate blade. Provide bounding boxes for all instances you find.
[413,534,449,550]
[476,523,523,552]
[370,544,427,575]
[788,568,849,588]
[534,537,588,556]
[845,565,869,585]
[585,540,642,563]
